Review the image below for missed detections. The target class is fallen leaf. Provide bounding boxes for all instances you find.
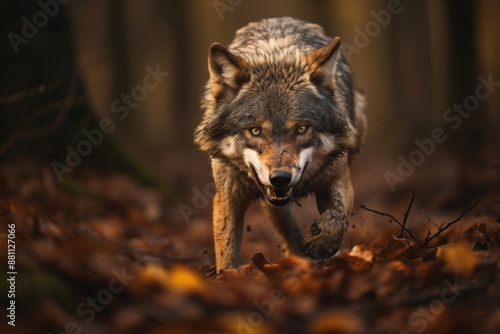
[216,313,275,334]
[441,243,479,276]
[349,244,374,262]
[170,265,208,295]
[377,234,413,260]
[278,254,312,272]
[306,310,364,334]
[139,264,208,296]
[252,252,273,271]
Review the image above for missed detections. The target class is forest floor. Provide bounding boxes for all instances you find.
[0,158,499,334]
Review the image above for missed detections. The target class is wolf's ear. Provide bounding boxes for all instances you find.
[306,37,342,88]
[208,43,250,99]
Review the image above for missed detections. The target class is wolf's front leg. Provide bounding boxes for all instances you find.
[260,199,301,256]
[212,192,245,273]
[300,166,354,260]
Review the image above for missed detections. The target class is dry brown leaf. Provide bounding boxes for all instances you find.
[377,234,413,260]
[169,265,208,295]
[111,306,145,333]
[278,254,312,272]
[374,261,410,298]
[218,264,267,282]
[400,243,437,260]
[441,243,479,276]
[252,252,273,270]
[216,313,275,334]
[338,254,372,273]
[217,268,248,280]
[349,244,374,262]
[139,264,208,296]
[345,274,374,301]
[307,310,364,334]
[261,263,281,276]
[91,216,124,240]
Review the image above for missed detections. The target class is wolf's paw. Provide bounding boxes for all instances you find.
[299,211,348,260]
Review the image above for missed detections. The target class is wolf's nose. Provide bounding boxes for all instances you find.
[270,170,292,188]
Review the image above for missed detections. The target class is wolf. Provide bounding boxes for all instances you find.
[194,17,367,273]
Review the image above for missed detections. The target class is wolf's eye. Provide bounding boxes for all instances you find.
[296,125,308,134]
[250,127,261,136]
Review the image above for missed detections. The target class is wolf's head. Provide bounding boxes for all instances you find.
[194,37,359,206]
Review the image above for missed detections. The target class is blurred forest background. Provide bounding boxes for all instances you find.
[1,1,500,333]
[1,0,499,209]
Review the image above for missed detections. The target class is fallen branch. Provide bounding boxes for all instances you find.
[360,193,419,242]
[0,76,83,156]
[400,191,416,238]
[425,229,431,242]
[424,199,480,246]
[419,207,440,230]
[360,205,400,225]
[0,75,63,104]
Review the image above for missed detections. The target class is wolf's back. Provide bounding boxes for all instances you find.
[229,17,332,56]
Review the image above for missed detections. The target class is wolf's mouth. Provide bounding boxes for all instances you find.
[248,165,294,206]
[264,186,293,206]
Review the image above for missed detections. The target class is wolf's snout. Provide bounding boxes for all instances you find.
[269,170,292,188]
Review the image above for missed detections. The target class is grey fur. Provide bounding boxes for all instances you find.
[194,17,367,273]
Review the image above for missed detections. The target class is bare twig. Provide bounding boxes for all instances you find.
[0,76,83,156]
[424,199,480,245]
[360,205,400,224]
[419,207,440,229]
[0,76,64,105]
[425,229,431,242]
[400,191,416,238]
[360,204,419,242]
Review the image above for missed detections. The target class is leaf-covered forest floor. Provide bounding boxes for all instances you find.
[0,158,499,334]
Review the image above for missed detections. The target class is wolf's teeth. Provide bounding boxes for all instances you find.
[266,186,292,200]
[266,187,275,198]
